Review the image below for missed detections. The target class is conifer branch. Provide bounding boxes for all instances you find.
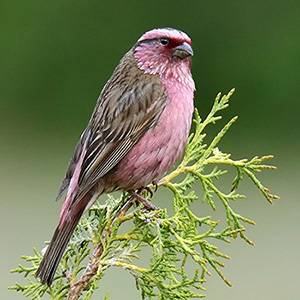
[10,89,278,299]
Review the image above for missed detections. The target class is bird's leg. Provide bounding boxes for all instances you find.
[116,196,135,219]
[107,197,135,235]
[129,190,160,211]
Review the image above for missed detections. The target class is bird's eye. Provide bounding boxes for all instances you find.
[159,38,169,46]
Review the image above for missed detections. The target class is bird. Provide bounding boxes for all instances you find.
[36,27,195,286]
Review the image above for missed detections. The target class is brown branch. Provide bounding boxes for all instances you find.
[67,241,104,300]
[66,190,158,299]
[66,197,139,299]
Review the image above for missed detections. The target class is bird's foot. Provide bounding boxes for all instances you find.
[129,190,160,211]
[152,181,158,193]
[137,181,158,198]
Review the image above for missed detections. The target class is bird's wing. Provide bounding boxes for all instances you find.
[56,68,166,210]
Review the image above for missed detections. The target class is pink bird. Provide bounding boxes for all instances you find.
[36,27,195,285]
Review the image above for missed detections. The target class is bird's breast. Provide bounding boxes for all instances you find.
[113,79,194,190]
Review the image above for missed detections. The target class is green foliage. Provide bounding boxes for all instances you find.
[10,89,278,299]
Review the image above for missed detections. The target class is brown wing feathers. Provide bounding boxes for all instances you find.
[57,50,166,209]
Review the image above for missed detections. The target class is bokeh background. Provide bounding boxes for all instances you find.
[1,1,299,299]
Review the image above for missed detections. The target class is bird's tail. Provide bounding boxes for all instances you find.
[36,209,84,286]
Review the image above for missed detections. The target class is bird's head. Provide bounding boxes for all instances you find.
[134,28,194,78]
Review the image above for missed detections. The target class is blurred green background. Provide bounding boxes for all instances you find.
[1,1,299,299]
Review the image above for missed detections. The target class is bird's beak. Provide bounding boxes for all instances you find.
[172,42,194,59]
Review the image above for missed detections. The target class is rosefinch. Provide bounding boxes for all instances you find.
[36,27,195,285]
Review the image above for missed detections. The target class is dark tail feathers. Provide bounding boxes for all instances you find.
[36,211,83,285]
